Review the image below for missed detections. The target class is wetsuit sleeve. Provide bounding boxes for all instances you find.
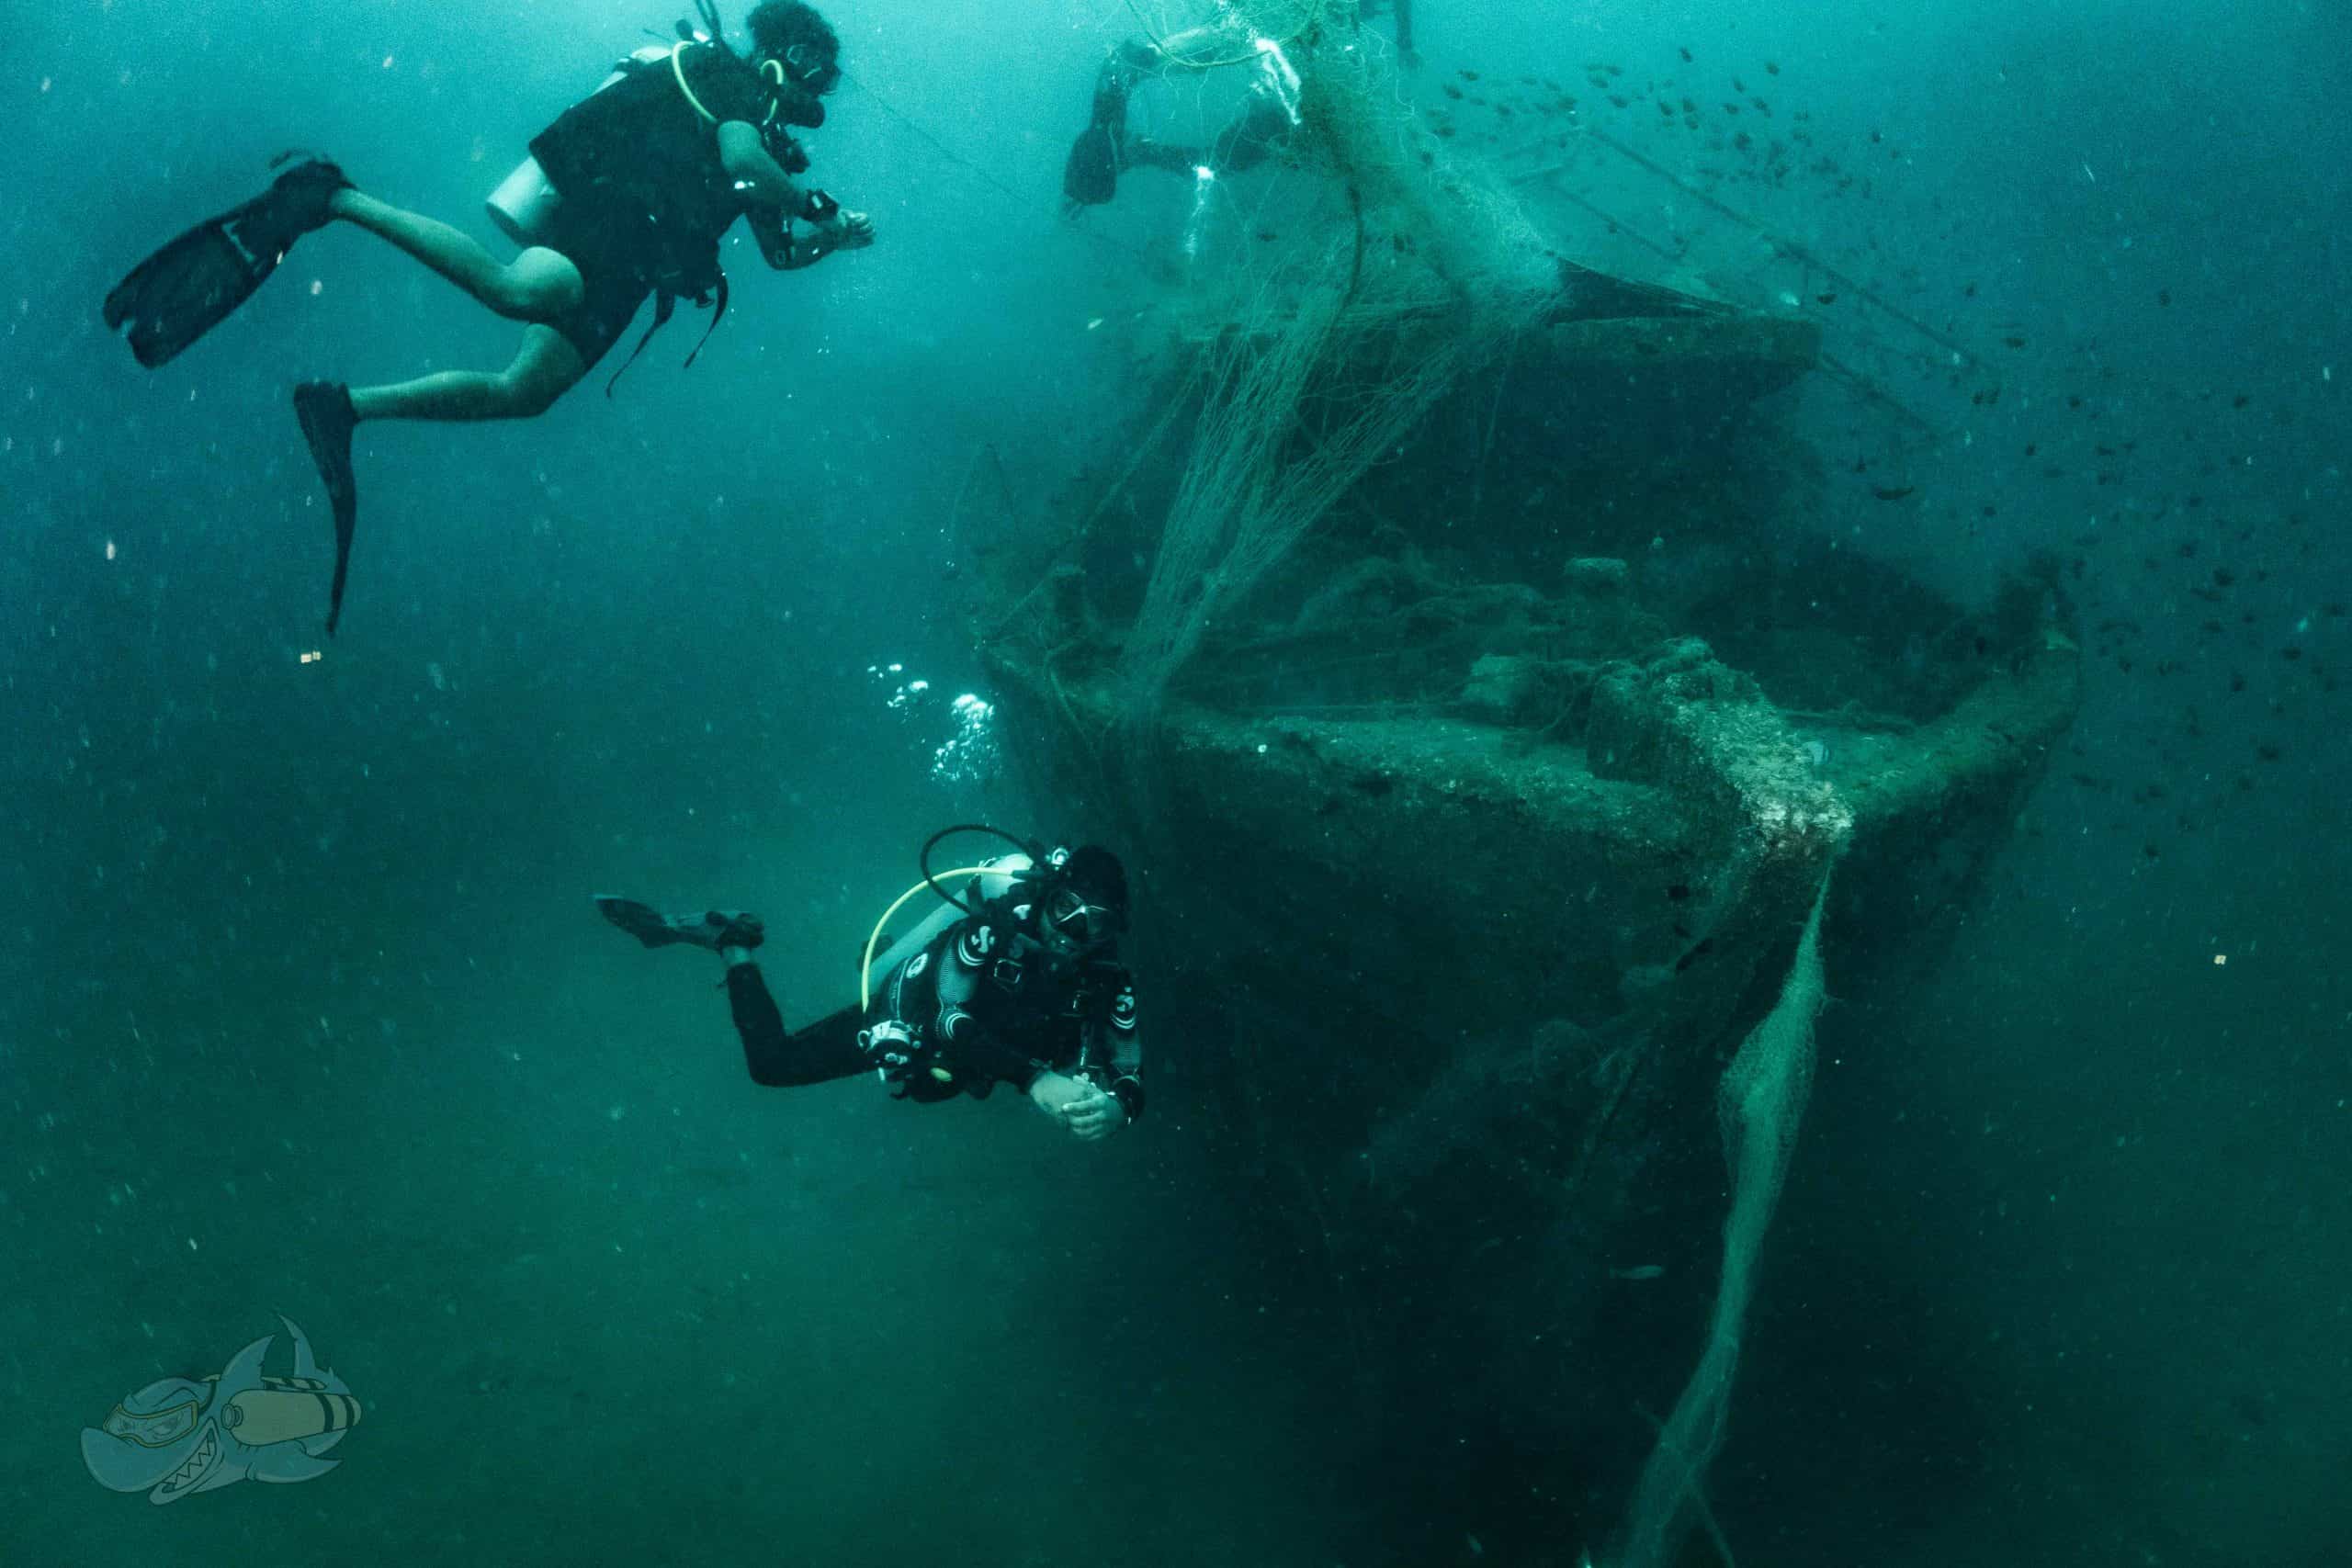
[1087,969,1146,1123]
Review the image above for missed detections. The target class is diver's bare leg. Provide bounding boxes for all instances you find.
[327,190,583,321]
[349,324,587,423]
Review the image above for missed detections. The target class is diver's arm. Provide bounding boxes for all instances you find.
[718,120,819,214]
[1066,972,1142,1130]
[1055,1041,1128,1139]
[1100,974,1145,1123]
[747,204,875,272]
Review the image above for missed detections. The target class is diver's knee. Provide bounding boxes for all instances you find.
[502,348,582,417]
[498,373,565,418]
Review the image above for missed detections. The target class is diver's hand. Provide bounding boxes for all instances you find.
[1060,1080,1127,1142]
[817,211,876,252]
[1028,1070,1086,1120]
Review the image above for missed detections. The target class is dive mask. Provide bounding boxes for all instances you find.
[778,42,839,93]
[1043,885,1117,950]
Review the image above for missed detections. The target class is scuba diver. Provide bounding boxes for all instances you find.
[1062,21,1306,210]
[100,1,874,637]
[596,829,1144,1142]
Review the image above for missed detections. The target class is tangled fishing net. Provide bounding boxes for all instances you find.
[1108,2,1556,752]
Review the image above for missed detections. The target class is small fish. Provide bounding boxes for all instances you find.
[1610,1265,1667,1281]
[1871,484,1917,501]
[1766,61,1781,74]
[1679,46,1693,62]
[2004,335,2027,348]
[1815,291,1837,304]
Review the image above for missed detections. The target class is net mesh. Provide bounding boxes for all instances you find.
[1112,15,1555,755]
[1614,873,1833,1568]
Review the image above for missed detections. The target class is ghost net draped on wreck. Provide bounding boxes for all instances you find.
[969,8,2081,1562]
[1106,29,1555,788]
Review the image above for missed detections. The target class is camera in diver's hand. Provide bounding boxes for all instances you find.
[858,1019,920,1074]
[859,1019,961,1102]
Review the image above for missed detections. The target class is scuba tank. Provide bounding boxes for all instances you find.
[484,44,673,246]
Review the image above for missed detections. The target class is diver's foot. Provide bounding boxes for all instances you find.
[266,155,354,235]
[682,910,765,952]
[595,897,765,953]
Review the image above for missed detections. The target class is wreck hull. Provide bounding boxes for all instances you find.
[970,301,2078,1559]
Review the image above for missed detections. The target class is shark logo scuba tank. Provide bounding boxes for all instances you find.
[484,43,673,246]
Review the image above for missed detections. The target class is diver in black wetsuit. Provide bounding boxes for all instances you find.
[598,840,1144,1142]
[101,1,871,636]
[1061,25,1305,209]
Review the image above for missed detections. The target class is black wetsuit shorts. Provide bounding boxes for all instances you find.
[540,200,658,369]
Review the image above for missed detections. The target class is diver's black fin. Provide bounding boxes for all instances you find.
[594,897,766,953]
[102,158,350,368]
[293,380,358,636]
[1062,51,1137,209]
[597,896,687,949]
[1063,124,1120,208]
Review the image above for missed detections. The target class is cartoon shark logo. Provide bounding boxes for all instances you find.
[83,1316,361,1503]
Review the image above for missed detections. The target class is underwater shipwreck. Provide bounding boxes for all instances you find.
[964,32,2078,1568]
